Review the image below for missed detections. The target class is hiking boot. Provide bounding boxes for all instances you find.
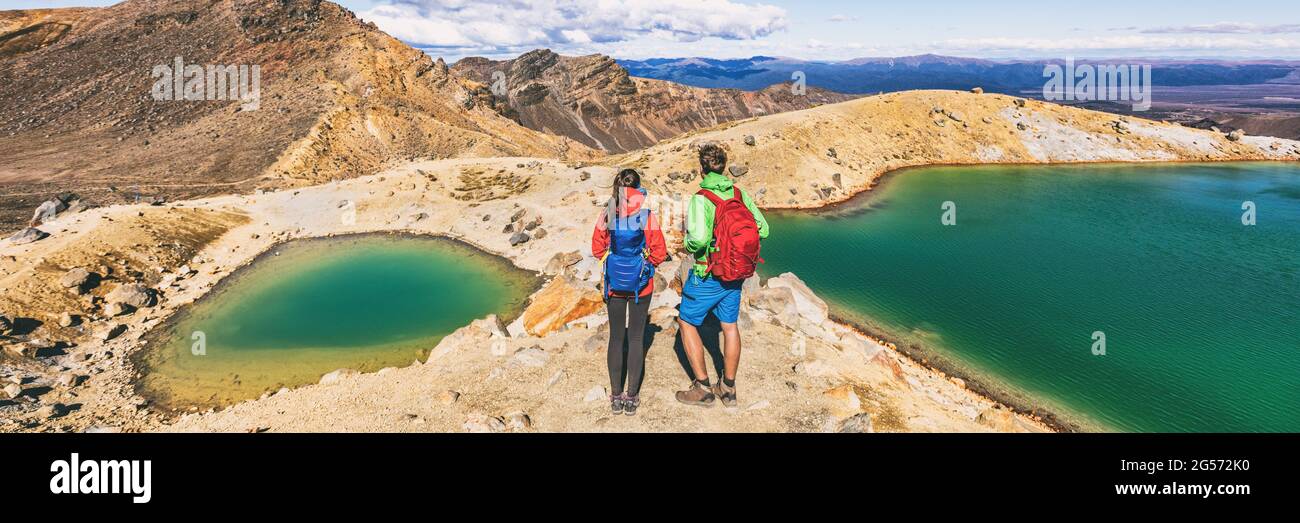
[623,395,640,416]
[675,381,715,407]
[611,394,626,414]
[712,381,737,407]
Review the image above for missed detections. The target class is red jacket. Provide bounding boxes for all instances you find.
[592,187,667,298]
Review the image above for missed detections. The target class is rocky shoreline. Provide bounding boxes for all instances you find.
[0,157,1051,433]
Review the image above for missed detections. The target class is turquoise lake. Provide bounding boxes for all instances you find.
[762,162,1300,432]
[136,235,536,410]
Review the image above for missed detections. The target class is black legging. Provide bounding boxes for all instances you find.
[607,295,651,397]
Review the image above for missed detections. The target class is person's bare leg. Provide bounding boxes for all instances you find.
[720,322,741,381]
[677,319,710,381]
[675,319,716,406]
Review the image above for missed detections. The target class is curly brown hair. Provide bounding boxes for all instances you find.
[698,143,727,175]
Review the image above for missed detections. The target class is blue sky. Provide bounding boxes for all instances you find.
[6,0,1300,60]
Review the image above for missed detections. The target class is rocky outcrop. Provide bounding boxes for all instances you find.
[7,227,46,245]
[519,274,603,337]
[106,283,155,309]
[453,49,856,153]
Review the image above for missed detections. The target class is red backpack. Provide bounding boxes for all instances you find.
[697,187,763,282]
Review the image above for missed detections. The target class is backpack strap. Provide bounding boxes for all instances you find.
[695,189,724,206]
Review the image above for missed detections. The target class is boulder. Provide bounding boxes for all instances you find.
[508,232,531,246]
[970,87,984,94]
[30,199,68,226]
[544,251,584,275]
[2,383,22,399]
[748,285,798,325]
[653,287,681,311]
[106,283,155,309]
[97,324,127,341]
[823,384,863,418]
[838,413,874,433]
[60,268,99,292]
[56,312,75,328]
[521,275,603,337]
[427,315,505,363]
[1227,129,1245,142]
[36,403,67,419]
[739,275,760,304]
[463,414,506,433]
[504,411,532,431]
[743,135,756,146]
[319,368,359,385]
[8,227,48,245]
[56,373,84,388]
[103,302,131,317]
[765,273,828,325]
[0,314,12,335]
[728,165,749,177]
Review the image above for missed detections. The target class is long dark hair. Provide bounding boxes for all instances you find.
[607,168,641,230]
[612,168,641,215]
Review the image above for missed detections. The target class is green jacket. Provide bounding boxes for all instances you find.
[686,172,770,278]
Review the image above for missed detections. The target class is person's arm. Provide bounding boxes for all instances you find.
[591,210,610,259]
[644,211,668,266]
[740,189,770,239]
[684,194,714,255]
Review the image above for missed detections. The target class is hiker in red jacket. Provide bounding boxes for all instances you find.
[591,168,667,416]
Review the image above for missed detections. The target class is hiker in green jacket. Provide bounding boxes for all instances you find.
[675,144,769,408]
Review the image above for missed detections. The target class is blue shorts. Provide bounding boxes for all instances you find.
[678,272,743,326]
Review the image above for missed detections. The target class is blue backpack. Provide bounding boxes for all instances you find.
[604,209,655,302]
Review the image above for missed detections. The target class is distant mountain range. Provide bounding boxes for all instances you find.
[619,54,1300,95]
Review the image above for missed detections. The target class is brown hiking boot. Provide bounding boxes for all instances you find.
[675,381,716,407]
[712,381,737,407]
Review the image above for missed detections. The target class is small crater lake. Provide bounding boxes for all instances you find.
[136,235,537,411]
[763,162,1300,432]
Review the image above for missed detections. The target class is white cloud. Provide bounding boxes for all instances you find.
[359,0,787,56]
[827,14,857,23]
[1142,23,1300,34]
[935,35,1300,57]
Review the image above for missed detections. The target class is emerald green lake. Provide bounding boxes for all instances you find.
[136,235,536,410]
[762,163,1300,432]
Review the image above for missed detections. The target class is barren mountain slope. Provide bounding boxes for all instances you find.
[0,0,594,233]
[452,50,856,153]
[617,90,1300,208]
[0,8,94,57]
